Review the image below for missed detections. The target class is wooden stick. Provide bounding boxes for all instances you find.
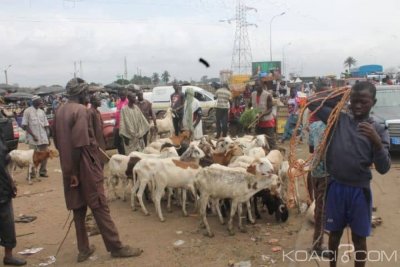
[16,189,54,198]
[16,232,34,238]
[98,147,111,160]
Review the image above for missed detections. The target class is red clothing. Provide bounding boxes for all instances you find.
[256,95,275,128]
[115,98,128,129]
[309,113,320,124]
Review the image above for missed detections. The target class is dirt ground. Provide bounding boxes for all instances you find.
[7,143,400,267]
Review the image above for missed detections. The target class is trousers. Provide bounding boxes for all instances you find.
[73,205,123,253]
[215,108,229,138]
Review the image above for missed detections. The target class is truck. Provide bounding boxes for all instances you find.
[0,111,19,152]
[150,85,217,120]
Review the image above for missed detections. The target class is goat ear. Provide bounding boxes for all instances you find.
[252,182,258,190]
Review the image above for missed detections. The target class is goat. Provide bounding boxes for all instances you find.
[7,149,58,185]
[196,158,279,237]
[131,144,205,221]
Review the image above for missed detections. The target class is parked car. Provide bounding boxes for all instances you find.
[151,85,216,119]
[98,102,117,150]
[371,85,400,152]
[0,110,19,152]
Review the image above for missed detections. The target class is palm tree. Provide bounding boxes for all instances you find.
[152,72,160,85]
[344,57,357,72]
[161,70,170,84]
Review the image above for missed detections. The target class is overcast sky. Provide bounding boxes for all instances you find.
[0,0,399,87]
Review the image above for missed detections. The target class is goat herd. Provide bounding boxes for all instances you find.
[107,132,290,237]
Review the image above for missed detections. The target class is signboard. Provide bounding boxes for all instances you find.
[252,61,282,76]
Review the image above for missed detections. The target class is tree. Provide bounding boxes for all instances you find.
[114,78,130,85]
[344,57,357,72]
[161,71,170,84]
[152,73,160,85]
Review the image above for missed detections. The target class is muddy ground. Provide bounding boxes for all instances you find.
[7,143,400,267]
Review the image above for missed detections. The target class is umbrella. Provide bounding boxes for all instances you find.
[0,83,19,92]
[88,84,105,93]
[35,85,65,95]
[104,82,124,90]
[0,88,7,96]
[4,92,34,102]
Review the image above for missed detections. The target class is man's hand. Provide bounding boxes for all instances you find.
[32,135,38,142]
[123,137,130,146]
[358,122,382,150]
[11,180,17,198]
[70,175,79,188]
[154,125,158,132]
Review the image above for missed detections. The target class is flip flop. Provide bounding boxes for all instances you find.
[3,256,27,266]
[111,245,143,258]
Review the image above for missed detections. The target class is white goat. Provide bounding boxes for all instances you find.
[131,144,205,222]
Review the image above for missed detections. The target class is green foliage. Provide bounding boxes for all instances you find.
[114,78,130,85]
[152,73,160,85]
[239,108,260,128]
[131,75,152,85]
[161,70,170,83]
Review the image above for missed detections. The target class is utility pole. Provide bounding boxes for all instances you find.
[269,12,285,62]
[79,60,83,79]
[73,61,77,78]
[124,56,128,80]
[3,65,11,85]
[221,0,257,75]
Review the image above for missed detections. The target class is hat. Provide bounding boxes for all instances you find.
[66,78,89,96]
[31,95,41,102]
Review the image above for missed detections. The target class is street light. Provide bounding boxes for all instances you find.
[269,12,285,62]
[282,42,291,78]
[3,65,12,85]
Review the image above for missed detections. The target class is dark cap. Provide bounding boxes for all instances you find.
[66,78,89,96]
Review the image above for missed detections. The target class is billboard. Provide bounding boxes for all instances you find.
[252,61,281,76]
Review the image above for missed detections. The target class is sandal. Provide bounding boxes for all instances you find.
[111,245,143,258]
[3,257,27,266]
[77,245,96,263]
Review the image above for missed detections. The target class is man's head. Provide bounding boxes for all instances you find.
[137,90,144,101]
[173,83,180,93]
[350,81,376,120]
[66,78,89,104]
[315,79,331,92]
[127,92,136,105]
[119,89,128,101]
[90,95,102,108]
[255,80,263,93]
[31,95,43,109]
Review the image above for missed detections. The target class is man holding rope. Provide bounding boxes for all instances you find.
[308,81,391,267]
[53,78,143,263]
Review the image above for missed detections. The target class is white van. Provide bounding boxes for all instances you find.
[151,85,216,118]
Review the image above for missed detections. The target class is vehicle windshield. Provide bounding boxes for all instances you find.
[375,90,400,107]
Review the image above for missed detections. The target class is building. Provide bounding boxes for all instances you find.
[350,64,383,77]
[219,70,233,84]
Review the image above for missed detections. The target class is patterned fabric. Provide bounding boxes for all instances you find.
[215,88,231,109]
[21,106,49,146]
[309,121,328,178]
[119,105,150,154]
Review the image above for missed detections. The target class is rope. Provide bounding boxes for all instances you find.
[287,87,351,208]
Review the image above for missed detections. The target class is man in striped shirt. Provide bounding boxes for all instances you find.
[214,84,232,138]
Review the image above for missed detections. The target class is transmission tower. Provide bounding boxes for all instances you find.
[224,0,257,75]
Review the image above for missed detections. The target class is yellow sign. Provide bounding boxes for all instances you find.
[230,74,251,84]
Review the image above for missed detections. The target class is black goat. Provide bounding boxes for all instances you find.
[253,189,289,222]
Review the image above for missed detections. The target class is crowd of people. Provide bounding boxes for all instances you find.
[0,76,393,266]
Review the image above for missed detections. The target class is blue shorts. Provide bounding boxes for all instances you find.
[325,180,372,237]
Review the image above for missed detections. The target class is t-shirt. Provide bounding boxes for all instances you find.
[170,92,185,115]
[21,106,49,145]
[115,98,129,128]
[308,121,328,178]
[215,88,231,109]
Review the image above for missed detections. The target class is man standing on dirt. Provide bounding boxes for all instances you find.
[136,90,157,146]
[248,80,277,149]
[53,78,143,263]
[170,83,185,136]
[0,131,26,266]
[21,95,50,179]
[214,84,232,138]
[114,90,129,154]
[119,92,150,154]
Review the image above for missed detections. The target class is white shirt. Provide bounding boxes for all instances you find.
[21,106,49,145]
